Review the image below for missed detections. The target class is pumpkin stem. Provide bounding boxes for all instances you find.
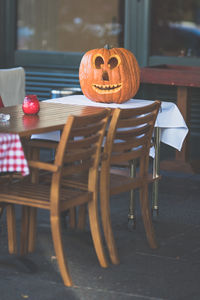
[104,44,112,50]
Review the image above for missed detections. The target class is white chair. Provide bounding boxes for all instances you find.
[0,67,25,106]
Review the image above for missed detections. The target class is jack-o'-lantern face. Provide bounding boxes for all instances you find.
[92,53,122,95]
[79,46,140,104]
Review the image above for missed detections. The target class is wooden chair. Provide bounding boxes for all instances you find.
[100,101,161,264]
[0,108,110,286]
[26,101,161,265]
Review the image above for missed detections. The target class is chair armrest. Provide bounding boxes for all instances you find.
[28,160,59,172]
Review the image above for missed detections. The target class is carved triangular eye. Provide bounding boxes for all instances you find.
[108,56,120,69]
[94,56,104,69]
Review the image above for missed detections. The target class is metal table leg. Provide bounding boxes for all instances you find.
[152,127,161,216]
[128,160,136,229]
[128,126,161,226]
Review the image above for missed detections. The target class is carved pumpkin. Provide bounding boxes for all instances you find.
[79,46,140,103]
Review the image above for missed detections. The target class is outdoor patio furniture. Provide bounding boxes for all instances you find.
[0,108,110,286]
[36,101,161,265]
[100,101,161,264]
[0,67,25,107]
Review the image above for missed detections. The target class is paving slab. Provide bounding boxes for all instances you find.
[0,170,200,300]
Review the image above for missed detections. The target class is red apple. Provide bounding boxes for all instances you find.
[22,95,40,115]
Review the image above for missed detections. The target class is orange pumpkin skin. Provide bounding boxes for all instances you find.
[79,47,140,104]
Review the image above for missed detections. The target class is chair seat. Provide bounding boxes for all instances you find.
[0,180,93,211]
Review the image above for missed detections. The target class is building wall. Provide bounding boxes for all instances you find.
[0,0,200,161]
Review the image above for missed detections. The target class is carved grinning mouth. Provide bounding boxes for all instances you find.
[92,83,122,94]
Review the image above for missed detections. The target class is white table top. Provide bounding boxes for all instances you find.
[45,95,188,152]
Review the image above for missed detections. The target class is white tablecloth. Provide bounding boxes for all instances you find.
[32,95,188,156]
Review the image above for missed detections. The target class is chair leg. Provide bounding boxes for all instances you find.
[88,199,109,268]
[28,207,37,253]
[0,205,4,218]
[50,213,73,287]
[100,186,120,265]
[69,208,76,229]
[20,206,30,256]
[139,184,158,249]
[30,147,40,184]
[77,204,87,230]
[6,204,17,254]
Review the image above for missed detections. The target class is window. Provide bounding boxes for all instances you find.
[151,0,200,58]
[17,0,124,52]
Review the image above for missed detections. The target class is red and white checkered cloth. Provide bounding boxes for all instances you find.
[0,133,29,176]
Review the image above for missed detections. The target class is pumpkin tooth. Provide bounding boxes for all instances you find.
[92,83,122,94]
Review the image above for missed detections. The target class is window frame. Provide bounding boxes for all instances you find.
[4,0,125,69]
[147,0,200,67]
[2,0,200,69]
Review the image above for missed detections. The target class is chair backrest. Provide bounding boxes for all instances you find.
[0,67,25,106]
[102,101,161,176]
[52,108,111,195]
